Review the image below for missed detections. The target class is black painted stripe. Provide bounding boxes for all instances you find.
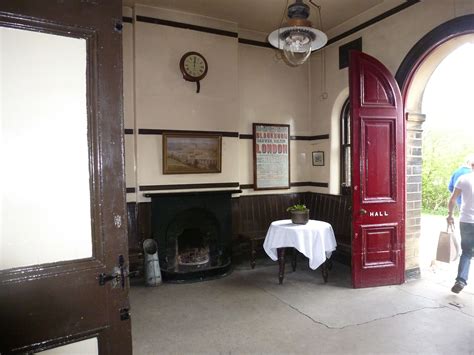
[138,128,239,137]
[140,182,240,191]
[290,134,330,141]
[129,2,419,49]
[240,184,254,189]
[327,0,420,45]
[239,134,253,139]
[124,129,134,134]
[240,134,329,140]
[137,15,238,38]
[238,38,273,49]
[126,187,136,193]
[310,182,329,188]
[312,134,330,140]
[291,182,329,188]
[240,182,329,189]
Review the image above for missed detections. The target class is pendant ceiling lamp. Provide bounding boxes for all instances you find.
[268,0,327,66]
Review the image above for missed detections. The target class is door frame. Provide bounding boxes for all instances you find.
[395,14,474,276]
[0,1,131,353]
[339,15,474,277]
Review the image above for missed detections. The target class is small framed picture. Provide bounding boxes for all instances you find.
[312,151,324,166]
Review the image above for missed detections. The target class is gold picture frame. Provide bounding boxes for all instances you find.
[163,132,222,174]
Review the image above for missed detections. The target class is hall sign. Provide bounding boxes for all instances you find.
[369,211,389,217]
[253,123,290,190]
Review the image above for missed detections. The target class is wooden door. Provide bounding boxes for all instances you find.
[0,1,132,353]
[349,51,405,288]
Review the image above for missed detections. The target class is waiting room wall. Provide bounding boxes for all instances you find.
[123,5,331,205]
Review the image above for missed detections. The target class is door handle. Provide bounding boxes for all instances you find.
[360,208,367,215]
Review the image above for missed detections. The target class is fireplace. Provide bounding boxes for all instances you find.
[176,227,210,267]
[148,190,234,282]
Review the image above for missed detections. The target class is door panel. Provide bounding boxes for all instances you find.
[361,119,396,202]
[42,338,98,355]
[0,1,131,353]
[350,51,405,288]
[361,223,398,265]
[1,27,92,269]
[361,63,395,107]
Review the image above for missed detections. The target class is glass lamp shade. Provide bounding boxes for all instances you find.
[282,30,312,66]
[268,26,328,66]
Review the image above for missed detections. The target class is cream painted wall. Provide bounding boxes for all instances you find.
[237,42,316,190]
[132,5,240,202]
[124,5,326,202]
[310,0,474,194]
[124,1,474,203]
[238,44,310,135]
[134,24,239,131]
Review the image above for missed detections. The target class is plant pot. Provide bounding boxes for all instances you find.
[290,210,309,224]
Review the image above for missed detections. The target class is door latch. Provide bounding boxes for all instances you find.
[99,254,129,288]
[120,308,130,321]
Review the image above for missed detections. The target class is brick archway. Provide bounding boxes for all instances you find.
[396,14,474,277]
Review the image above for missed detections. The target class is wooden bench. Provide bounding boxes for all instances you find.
[235,192,351,268]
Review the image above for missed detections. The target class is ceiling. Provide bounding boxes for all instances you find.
[123,0,406,35]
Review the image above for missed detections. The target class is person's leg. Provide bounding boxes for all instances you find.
[452,222,474,293]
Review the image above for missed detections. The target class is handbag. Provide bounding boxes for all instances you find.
[436,224,461,263]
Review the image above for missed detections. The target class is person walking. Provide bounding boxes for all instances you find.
[447,157,474,294]
[448,156,472,206]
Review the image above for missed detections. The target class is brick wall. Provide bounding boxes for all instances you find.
[405,113,426,272]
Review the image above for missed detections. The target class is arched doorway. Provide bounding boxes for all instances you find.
[396,14,474,277]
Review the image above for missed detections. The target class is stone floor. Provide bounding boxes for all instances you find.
[130,255,474,355]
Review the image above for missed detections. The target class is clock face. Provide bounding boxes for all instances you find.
[180,52,208,81]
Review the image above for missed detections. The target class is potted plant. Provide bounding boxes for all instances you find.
[286,203,310,225]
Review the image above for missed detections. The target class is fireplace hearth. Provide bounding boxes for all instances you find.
[148,190,235,282]
[177,227,209,266]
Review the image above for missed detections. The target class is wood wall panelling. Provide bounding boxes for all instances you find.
[127,192,352,273]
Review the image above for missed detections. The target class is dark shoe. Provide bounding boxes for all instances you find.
[451,281,465,294]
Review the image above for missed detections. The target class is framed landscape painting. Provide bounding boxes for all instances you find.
[163,132,222,174]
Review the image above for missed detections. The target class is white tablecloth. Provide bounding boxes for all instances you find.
[263,219,337,270]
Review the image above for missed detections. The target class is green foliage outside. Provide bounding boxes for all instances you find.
[422,130,472,215]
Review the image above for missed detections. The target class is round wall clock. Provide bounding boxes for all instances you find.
[179,51,208,93]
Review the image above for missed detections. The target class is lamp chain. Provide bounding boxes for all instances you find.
[308,1,327,98]
[274,0,291,62]
[316,3,327,99]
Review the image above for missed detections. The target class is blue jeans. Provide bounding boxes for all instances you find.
[456,222,474,285]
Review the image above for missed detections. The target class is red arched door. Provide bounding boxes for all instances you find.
[349,51,405,288]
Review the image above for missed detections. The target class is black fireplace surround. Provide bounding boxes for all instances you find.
[148,190,234,282]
